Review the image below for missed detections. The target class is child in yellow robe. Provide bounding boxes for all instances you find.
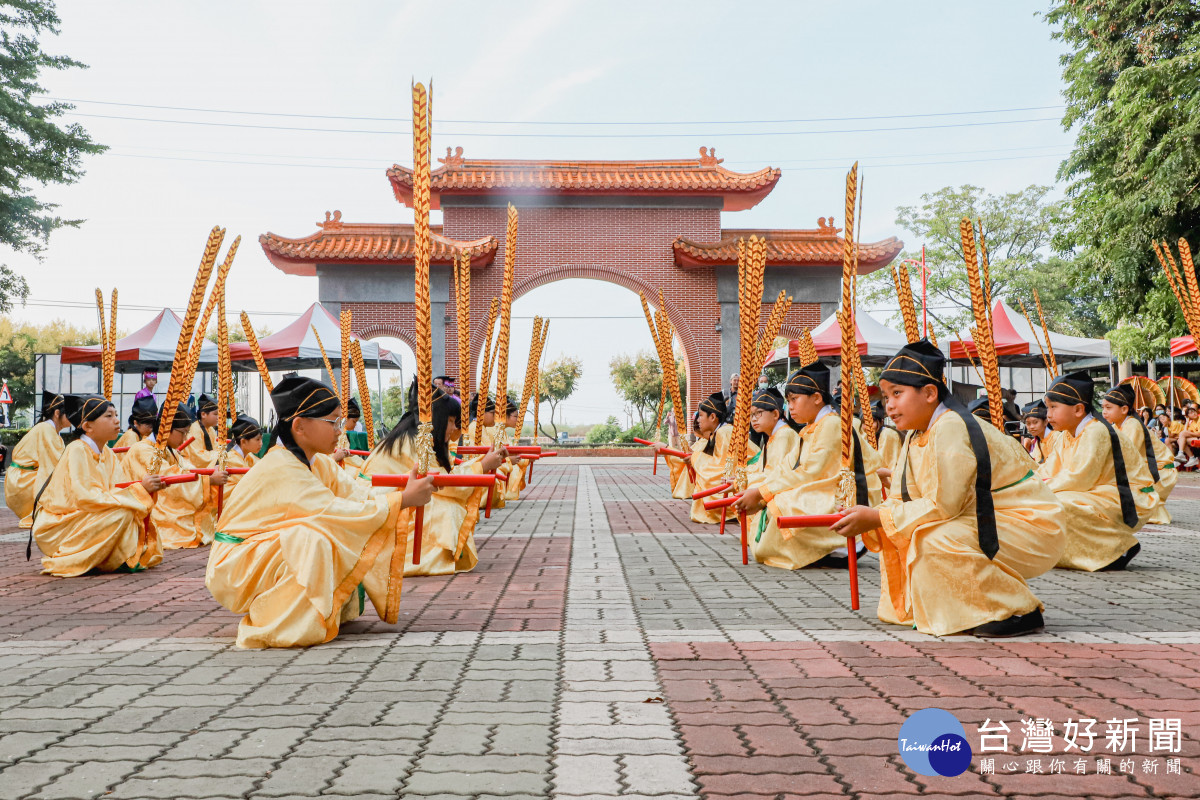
[660,392,756,523]
[1101,383,1176,525]
[336,398,365,474]
[6,391,70,529]
[33,395,165,576]
[362,386,506,576]
[737,362,883,570]
[1020,400,1053,464]
[206,376,435,648]
[122,402,228,549]
[183,393,219,466]
[833,340,1066,638]
[872,400,903,471]
[113,396,158,454]
[466,393,507,511]
[744,387,801,487]
[1039,371,1150,571]
[223,414,263,497]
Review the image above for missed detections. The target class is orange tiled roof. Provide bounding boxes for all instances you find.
[673,218,903,271]
[387,147,780,211]
[260,211,498,276]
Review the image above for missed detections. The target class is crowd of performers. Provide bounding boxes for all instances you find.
[5,378,535,648]
[654,339,1172,639]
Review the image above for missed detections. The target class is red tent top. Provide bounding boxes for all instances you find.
[1171,335,1197,358]
[948,301,1030,360]
[59,308,212,370]
[225,302,399,368]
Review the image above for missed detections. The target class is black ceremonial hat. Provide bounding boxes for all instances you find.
[880,339,948,400]
[1045,370,1095,409]
[271,376,340,421]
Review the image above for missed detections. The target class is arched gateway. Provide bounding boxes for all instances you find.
[261,147,902,415]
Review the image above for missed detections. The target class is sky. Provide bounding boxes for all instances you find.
[4,0,1075,425]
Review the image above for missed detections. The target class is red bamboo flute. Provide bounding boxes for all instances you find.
[115,473,199,489]
[368,473,498,488]
[776,513,858,609]
[692,482,733,500]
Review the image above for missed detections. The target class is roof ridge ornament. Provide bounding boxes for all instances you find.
[319,210,344,230]
[818,216,842,235]
[698,146,723,167]
[439,146,465,167]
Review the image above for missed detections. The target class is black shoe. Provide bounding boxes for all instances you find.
[973,609,1045,638]
[810,553,849,569]
[1100,543,1141,572]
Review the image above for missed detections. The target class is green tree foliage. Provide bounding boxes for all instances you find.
[536,355,582,439]
[1,1,107,310]
[860,184,1104,338]
[608,350,687,429]
[584,416,622,445]
[0,317,98,411]
[1046,1,1200,347]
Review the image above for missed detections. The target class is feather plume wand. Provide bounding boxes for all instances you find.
[216,293,232,467]
[837,165,858,491]
[155,226,224,469]
[455,248,472,411]
[1018,300,1054,377]
[961,219,1004,425]
[311,325,339,397]
[106,290,118,402]
[1032,290,1058,377]
[337,311,352,451]
[796,328,818,365]
[848,200,876,449]
[639,293,670,439]
[474,297,500,445]
[656,290,687,431]
[241,312,273,393]
[533,322,547,441]
[892,264,921,343]
[493,203,518,439]
[755,291,793,371]
[187,236,240,371]
[518,316,542,422]
[351,340,375,449]
[728,237,765,489]
[95,290,112,401]
[410,81,434,481]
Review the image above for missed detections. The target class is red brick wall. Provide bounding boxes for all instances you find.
[441,205,723,416]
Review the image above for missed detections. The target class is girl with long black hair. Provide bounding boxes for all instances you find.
[362,382,506,576]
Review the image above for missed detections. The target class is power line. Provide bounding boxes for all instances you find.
[104,149,1069,172]
[67,111,1062,138]
[42,95,1065,126]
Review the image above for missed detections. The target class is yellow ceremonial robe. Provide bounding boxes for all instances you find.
[1119,416,1176,525]
[1038,416,1151,571]
[33,439,158,576]
[206,448,411,648]
[121,439,215,549]
[745,424,801,488]
[664,426,758,524]
[877,425,903,472]
[5,420,65,528]
[751,411,885,570]
[114,429,142,452]
[466,420,507,510]
[183,422,218,467]
[361,441,485,576]
[865,410,1066,636]
[222,446,258,497]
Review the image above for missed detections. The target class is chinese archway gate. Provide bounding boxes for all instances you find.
[260,147,902,415]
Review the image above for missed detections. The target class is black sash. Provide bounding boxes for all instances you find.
[1096,417,1139,528]
[1138,422,1160,484]
[899,404,997,559]
[850,429,869,506]
[26,468,57,561]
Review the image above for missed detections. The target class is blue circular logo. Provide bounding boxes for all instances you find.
[897,708,973,776]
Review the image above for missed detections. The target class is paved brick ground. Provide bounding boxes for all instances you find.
[0,459,1197,799]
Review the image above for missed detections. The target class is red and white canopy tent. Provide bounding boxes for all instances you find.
[60,308,219,371]
[947,301,1111,367]
[762,310,908,369]
[214,302,404,372]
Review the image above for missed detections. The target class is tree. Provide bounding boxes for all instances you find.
[1044,2,1200,351]
[0,317,99,412]
[536,355,581,439]
[860,184,1104,338]
[1,1,107,311]
[205,322,272,343]
[584,416,622,445]
[608,350,687,430]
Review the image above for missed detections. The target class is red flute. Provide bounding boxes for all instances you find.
[692,482,733,500]
[115,473,199,489]
[190,467,251,476]
[703,493,742,511]
[368,473,498,488]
